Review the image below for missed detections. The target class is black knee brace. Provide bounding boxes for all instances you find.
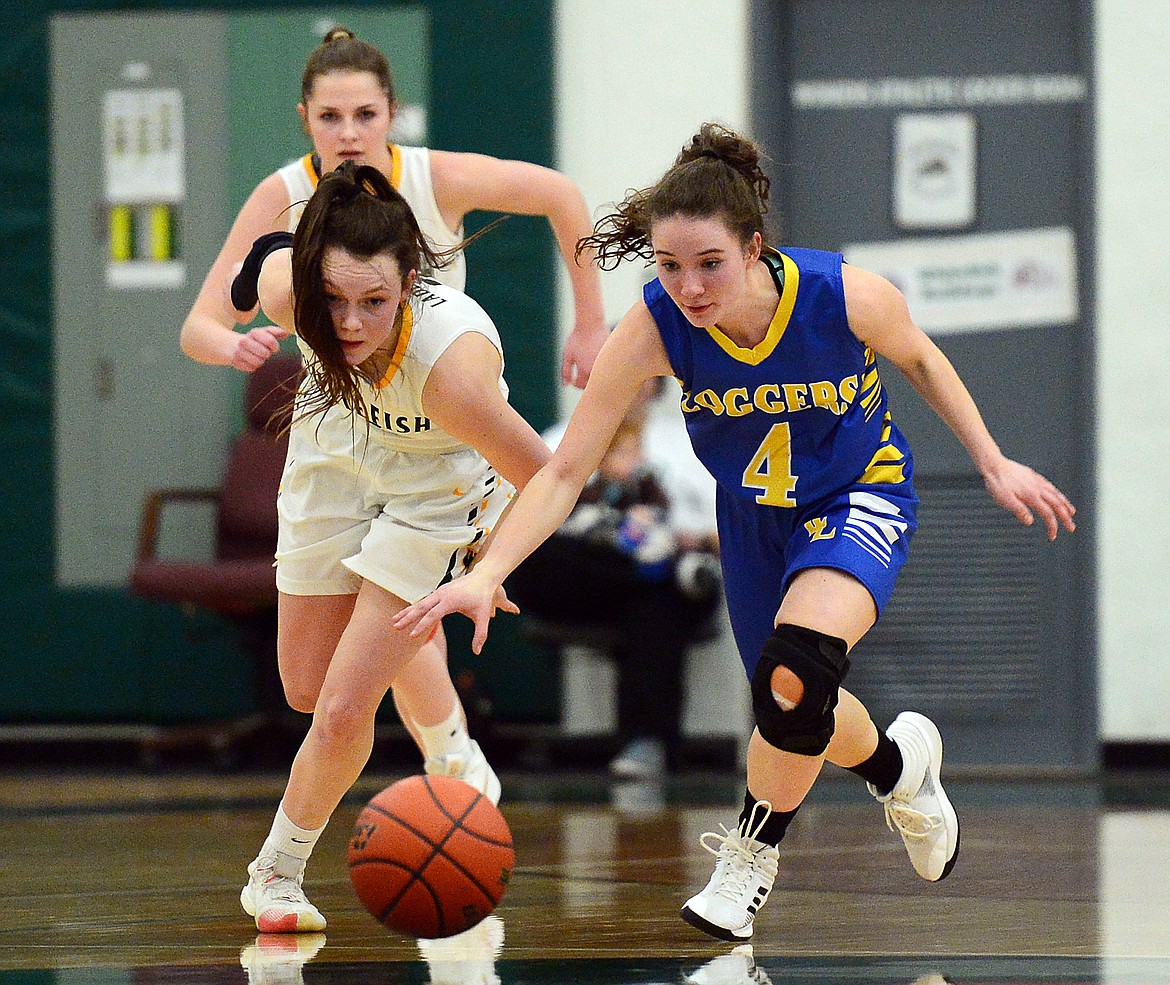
[750,624,851,756]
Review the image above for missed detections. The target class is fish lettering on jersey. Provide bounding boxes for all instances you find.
[680,375,860,418]
[369,405,433,434]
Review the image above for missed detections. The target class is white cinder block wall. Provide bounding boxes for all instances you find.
[1093,1,1170,742]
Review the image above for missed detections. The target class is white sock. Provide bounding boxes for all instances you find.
[259,803,328,879]
[415,704,471,761]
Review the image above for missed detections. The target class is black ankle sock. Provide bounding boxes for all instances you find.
[846,731,903,795]
[740,790,799,847]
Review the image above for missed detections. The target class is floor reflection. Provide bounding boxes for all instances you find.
[2,772,1170,985]
[19,954,1167,985]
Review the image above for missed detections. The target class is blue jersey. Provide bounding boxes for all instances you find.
[645,247,912,509]
[645,247,918,678]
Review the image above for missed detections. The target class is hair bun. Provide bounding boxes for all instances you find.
[323,26,356,43]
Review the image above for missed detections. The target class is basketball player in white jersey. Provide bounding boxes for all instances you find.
[180,27,606,807]
[236,160,550,932]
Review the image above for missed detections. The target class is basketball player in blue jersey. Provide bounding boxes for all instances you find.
[396,122,1076,942]
[180,28,608,822]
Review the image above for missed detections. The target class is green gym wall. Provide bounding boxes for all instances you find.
[1,0,560,725]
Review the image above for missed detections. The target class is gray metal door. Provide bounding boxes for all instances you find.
[752,0,1095,769]
[52,13,235,586]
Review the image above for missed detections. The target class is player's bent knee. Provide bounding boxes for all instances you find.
[750,624,851,756]
[283,684,317,715]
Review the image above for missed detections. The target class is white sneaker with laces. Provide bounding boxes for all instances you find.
[240,857,327,933]
[425,739,502,805]
[680,801,780,941]
[869,711,960,881]
[684,943,774,985]
[239,932,326,985]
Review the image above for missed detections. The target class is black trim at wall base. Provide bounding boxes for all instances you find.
[0,720,740,776]
[1101,742,1170,771]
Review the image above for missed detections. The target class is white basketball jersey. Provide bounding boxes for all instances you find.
[294,277,507,456]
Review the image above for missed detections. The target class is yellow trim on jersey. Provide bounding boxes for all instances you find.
[859,413,908,484]
[703,251,800,366]
[858,348,884,421]
[304,145,403,189]
[300,153,317,188]
[374,303,413,389]
[389,144,403,189]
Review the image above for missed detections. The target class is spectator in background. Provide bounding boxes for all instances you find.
[508,378,722,778]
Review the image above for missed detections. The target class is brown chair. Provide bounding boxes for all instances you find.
[129,353,302,763]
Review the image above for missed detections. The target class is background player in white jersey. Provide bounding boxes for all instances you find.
[180,26,605,802]
[394,123,1077,942]
[181,26,606,379]
[234,161,549,932]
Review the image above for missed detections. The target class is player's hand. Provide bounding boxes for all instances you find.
[983,457,1077,540]
[231,325,290,373]
[394,572,518,654]
[560,318,609,389]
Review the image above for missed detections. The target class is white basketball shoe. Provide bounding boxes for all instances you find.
[240,857,326,934]
[425,738,502,806]
[680,801,780,941]
[869,711,960,881]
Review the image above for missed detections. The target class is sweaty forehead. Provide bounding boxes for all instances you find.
[321,247,400,292]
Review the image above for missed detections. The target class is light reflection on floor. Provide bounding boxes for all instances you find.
[2,770,1170,985]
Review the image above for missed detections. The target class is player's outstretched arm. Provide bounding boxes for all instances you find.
[180,174,292,372]
[429,150,608,387]
[396,569,518,655]
[397,303,671,649]
[843,264,1076,540]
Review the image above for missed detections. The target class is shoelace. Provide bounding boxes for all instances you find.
[260,870,311,906]
[696,800,775,901]
[884,801,942,837]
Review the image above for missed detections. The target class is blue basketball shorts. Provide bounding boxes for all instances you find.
[716,479,919,679]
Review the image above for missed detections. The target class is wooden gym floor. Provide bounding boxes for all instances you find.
[2,759,1169,985]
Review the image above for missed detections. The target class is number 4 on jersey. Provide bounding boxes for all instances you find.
[742,422,798,506]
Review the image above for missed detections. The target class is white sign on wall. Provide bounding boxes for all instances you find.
[843,227,1078,335]
[894,112,977,230]
[102,86,186,289]
[103,87,185,204]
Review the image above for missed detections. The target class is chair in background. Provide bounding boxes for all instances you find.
[129,353,302,765]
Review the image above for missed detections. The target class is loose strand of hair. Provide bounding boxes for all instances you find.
[575,193,654,271]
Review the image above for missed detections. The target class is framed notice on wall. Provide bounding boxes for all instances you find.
[843,226,1078,336]
[893,112,977,231]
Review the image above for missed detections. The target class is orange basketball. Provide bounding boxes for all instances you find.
[347,774,514,939]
